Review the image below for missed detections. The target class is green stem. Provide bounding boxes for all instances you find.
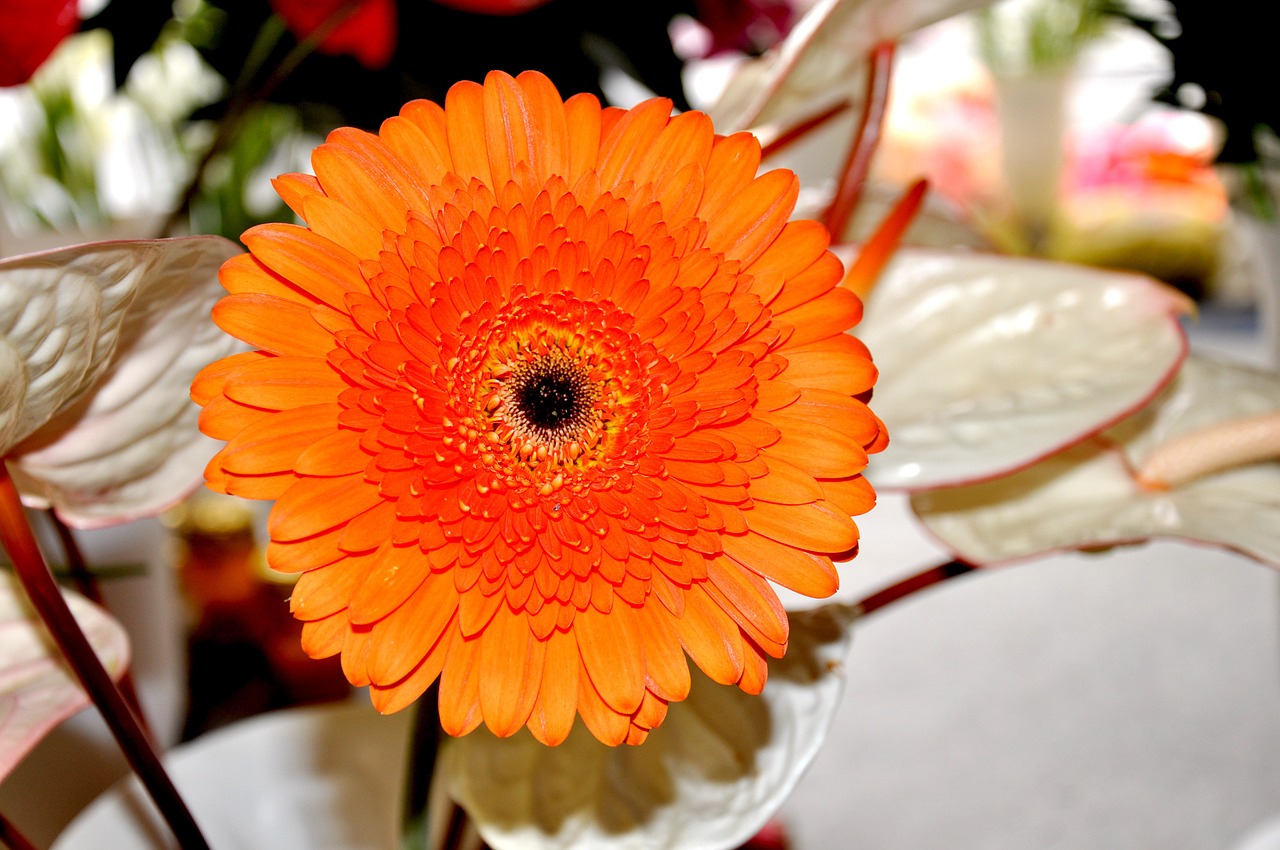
[822,42,896,242]
[0,464,211,850]
[0,809,39,850]
[854,559,976,617]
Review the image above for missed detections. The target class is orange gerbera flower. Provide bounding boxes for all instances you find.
[192,70,885,747]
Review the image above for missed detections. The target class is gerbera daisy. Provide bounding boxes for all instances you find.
[193,70,885,747]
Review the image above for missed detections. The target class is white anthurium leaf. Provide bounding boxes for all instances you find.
[0,569,130,782]
[910,355,1280,567]
[711,0,992,133]
[0,236,243,528]
[857,248,1192,491]
[442,604,856,850]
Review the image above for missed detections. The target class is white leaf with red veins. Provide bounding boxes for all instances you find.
[911,355,1280,567]
[0,236,242,528]
[859,249,1192,491]
[443,605,855,850]
[0,570,130,782]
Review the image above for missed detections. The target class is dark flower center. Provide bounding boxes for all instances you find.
[519,372,581,429]
[504,354,597,445]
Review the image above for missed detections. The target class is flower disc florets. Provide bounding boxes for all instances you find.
[194,70,885,746]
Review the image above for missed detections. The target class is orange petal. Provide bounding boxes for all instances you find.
[191,351,268,406]
[675,584,745,686]
[745,499,858,554]
[704,170,797,267]
[705,556,788,648]
[635,603,691,702]
[349,540,432,625]
[746,218,830,283]
[242,223,365,309]
[213,293,335,357]
[528,628,580,746]
[479,604,546,737]
[218,403,342,475]
[772,388,881,447]
[369,612,454,714]
[629,110,714,192]
[379,114,452,190]
[222,356,347,411]
[445,80,493,188]
[699,133,762,226]
[439,628,484,736]
[516,70,570,182]
[598,96,673,192]
[721,531,840,597]
[576,660,629,746]
[300,193,384,259]
[269,472,382,541]
[300,609,347,658]
[290,556,365,620]
[295,427,369,476]
[367,569,457,683]
[399,99,453,174]
[765,416,869,478]
[781,338,878,396]
[272,172,323,222]
[747,455,823,504]
[778,287,864,347]
[313,128,427,235]
[821,475,877,518]
[738,642,769,694]
[576,601,645,715]
[563,92,602,182]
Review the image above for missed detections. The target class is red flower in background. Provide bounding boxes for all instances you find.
[0,0,78,87]
[270,0,397,70]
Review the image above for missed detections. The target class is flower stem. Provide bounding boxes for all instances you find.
[758,100,851,161]
[48,510,154,739]
[399,688,442,850]
[0,809,39,850]
[854,559,976,617]
[0,464,211,850]
[822,42,896,242]
[842,177,927,298]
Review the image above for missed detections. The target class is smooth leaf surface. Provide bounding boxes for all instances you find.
[911,355,1280,567]
[858,248,1191,490]
[442,604,856,850]
[0,570,130,782]
[0,236,242,527]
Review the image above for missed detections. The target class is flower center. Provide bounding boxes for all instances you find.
[506,354,597,439]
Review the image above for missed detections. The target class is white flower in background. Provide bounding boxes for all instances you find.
[1,235,242,527]
[0,571,128,782]
[854,247,1194,491]
[911,355,1280,566]
[442,605,855,850]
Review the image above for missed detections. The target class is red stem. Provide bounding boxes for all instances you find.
[854,559,976,617]
[822,42,896,241]
[759,100,852,161]
[48,512,153,737]
[0,810,39,850]
[0,465,211,850]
